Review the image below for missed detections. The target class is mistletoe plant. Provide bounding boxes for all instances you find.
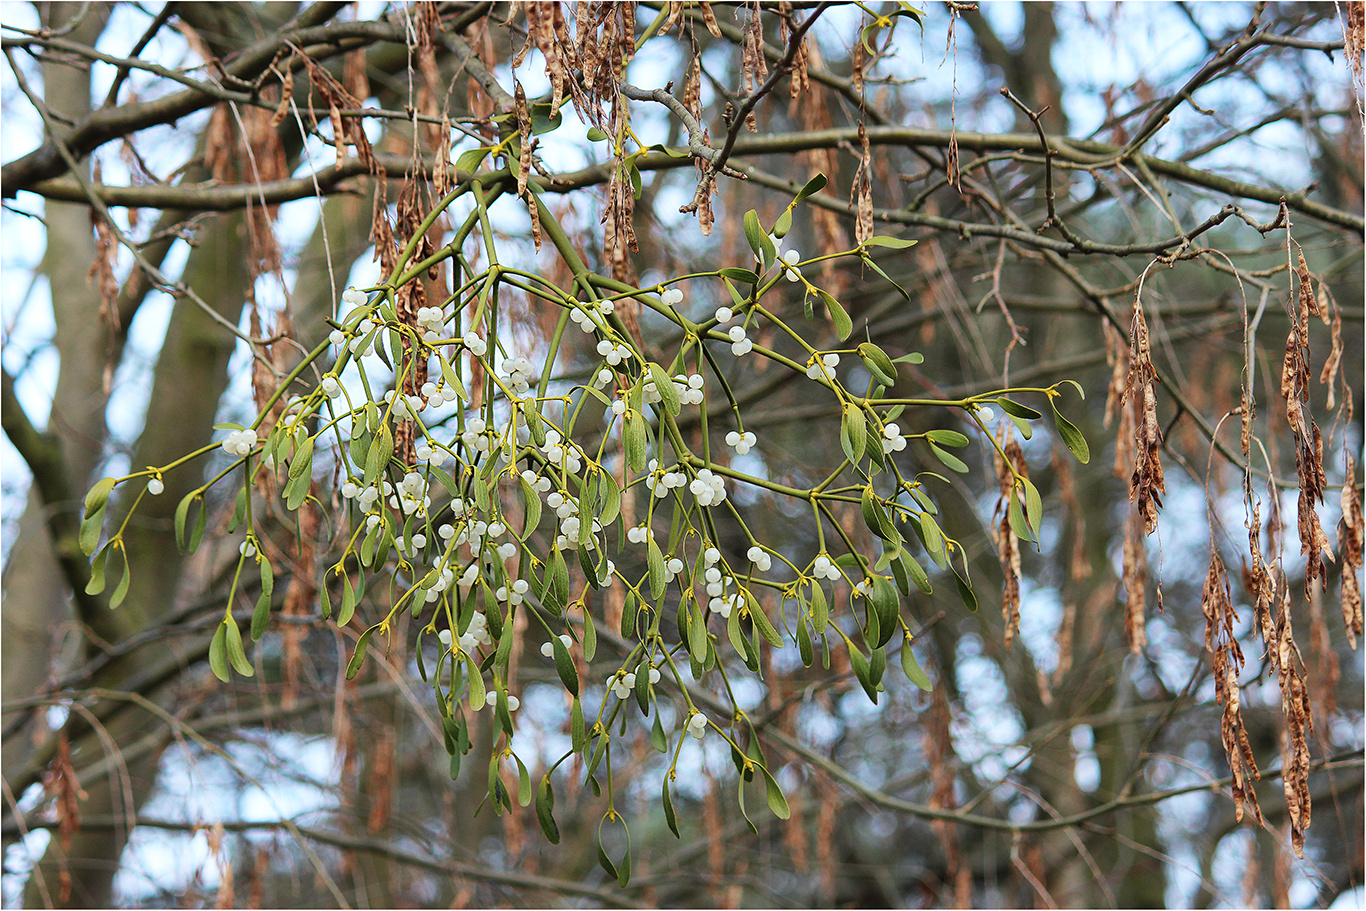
[77,168,1090,882]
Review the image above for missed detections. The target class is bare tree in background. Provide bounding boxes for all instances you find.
[1,2,1362,908]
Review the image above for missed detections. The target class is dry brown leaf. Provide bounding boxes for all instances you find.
[1202,550,1263,826]
[1124,294,1165,533]
[993,437,1024,650]
[1340,453,1363,647]
[852,121,874,244]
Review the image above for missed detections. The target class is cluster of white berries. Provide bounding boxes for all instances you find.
[485,691,520,712]
[438,611,493,654]
[725,430,757,455]
[595,338,634,367]
[689,468,728,506]
[812,554,842,581]
[462,331,487,358]
[881,422,908,453]
[686,712,708,740]
[221,428,259,457]
[495,578,530,606]
[461,415,493,453]
[625,524,654,544]
[500,356,535,395]
[780,249,803,282]
[341,478,391,513]
[541,633,573,658]
[321,375,343,398]
[645,463,687,498]
[673,373,705,405]
[569,299,614,335]
[415,305,446,340]
[519,469,553,495]
[383,388,428,419]
[806,352,840,381]
[418,380,462,409]
[540,428,583,474]
[725,323,753,357]
[414,439,450,465]
[607,666,661,699]
[390,471,430,515]
[659,287,685,307]
[746,545,772,572]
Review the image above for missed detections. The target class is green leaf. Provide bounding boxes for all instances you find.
[742,209,769,265]
[952,562,978,612]
[624,411,647,473]
[86,543,109,595]
[848,646,879,703]
[811,583,828,631]
[818,290,852,340]
[900,638,933,691]
[1008,487,1034,543]
[869,575,900,648]
[795,173,828,202]
[571,697,586,753]
[251,555,274,640]
[718,267,759,284]
[747,593,783,648]
[621,590,638,638]
[857,342,897,386]
[84,477,116,518]
[797,613,814,665]
[892,351,925,364]
[581,607,597,662]
[688,604,708,663]
[284,469,312,510]
[760,765,791,819]
[662,778,680,837]
[438,355,468,402]
[520,477,542,538]
[346,625,378,679]
[840,407,867,465]
[108,545,131,608]
[930,443,969,474]
[585,126,609,142]
[225,617,254,677]
[455,146,490,173]
[1007,411,1034,440]
[528,101,562,134]
[773,208,793,239]
[338,572,357,626]
[1051,402,1091,464]
[925,429,970,447]
[995,397,1042,420]
[649,362,679,416]
[895,546,933,594]
[79,505,106,557]
[647,539,666,600]
[173,491,200,553]
[536,775,561,844]
[1023,477,1044,539]
[209,621,230,682]
[861,254,912,302]
[862,235,917,249]
[551,634,578,697]
[288,436,315,480]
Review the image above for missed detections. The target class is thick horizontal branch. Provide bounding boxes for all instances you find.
[545,126,1364,235]
[21,125,1361,237]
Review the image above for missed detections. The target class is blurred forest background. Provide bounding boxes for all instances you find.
[1,1,1362,908]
